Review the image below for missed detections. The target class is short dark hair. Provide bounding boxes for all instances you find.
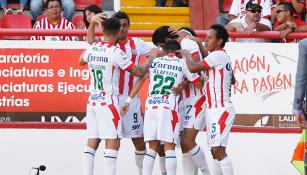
[152,26,179,46]
[179,27,197,37]
[278,2,294,16]
[112,11,130,25]
[165,39,181,53]
[210,24,229,48]
[45,0,62,8]
[83,5,103,28]
[103,17,121,35]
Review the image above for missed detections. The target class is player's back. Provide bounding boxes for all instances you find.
[85,41,130,103]
[147,54,188,111]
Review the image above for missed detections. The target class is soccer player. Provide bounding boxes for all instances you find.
[80,17,159,175]
[86,11,156,175]
[152,26,210,175]
[184,24,236,175]
[122,39,204,175]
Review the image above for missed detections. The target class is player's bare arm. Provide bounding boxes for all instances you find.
[87,13,106,45]
[121,73,149,115]
[181,49,206,73]
[186,35,209,58]
[127,48,162,77]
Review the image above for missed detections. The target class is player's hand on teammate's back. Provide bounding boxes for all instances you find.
[121,103,130,116]
[175,49,191,59]
[295,113,307,129]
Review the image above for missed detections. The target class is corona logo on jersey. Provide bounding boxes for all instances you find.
[150,61,183,72]
[87,54,109,63]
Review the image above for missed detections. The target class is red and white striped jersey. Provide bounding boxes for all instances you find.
[116,37,154,96]
[31,16,77,41]
[147,54,201,111]
[202,50,233,109]
[179,37,204,99]
[229,0,271,19]
[82,40,133,104]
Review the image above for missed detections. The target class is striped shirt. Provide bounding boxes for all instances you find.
[31,16,77,41]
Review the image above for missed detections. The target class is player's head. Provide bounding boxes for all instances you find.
[83,5,103,28]
[276,2,294,23]
[112,11,130,41]
[164,39,181,54]
[178,27,197,37]
[103,17,121,40]
[45,0,62,21]
[152,26,179,49]
[205,24,229,51]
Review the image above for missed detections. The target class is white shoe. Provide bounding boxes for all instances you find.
[16,9,24,14]
[4,8,13,15]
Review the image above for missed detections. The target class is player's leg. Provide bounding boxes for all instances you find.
[182,96,210,175]
[99,104,123,175]
[142,108,159,175]
[164,142,177,175]
[120,95,146,175]
[158,143,167,175]
[104,138,121,175]
[207,107,235,175]
[83,105,100,175]
[158,109,180,175]
[143,140,160,175]
[132,137,147,175]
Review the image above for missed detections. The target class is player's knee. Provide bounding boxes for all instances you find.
[164,142,175,151]
[181,137,195,150]
[157,145,166,157]
[211,147,227,160]
[105,139,121,150]
[132,138,146,151]
[87,138,101,150]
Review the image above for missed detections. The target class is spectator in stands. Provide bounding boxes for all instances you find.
[0,0,28,14]
[216,0,271,26]
[77,4,104,41]
[226,1,272,42]
[31,0,77,41]
[272,0,305,21]
[274,2,307,41]
[156,0,188,7]
[30,0,75,21]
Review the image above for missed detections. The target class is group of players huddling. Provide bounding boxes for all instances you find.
[80,11,236,175]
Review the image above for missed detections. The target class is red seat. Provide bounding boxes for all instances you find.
[0,14,32,40]
[74,0,102,10]
[222,0,233,13]
[72,15,84,28]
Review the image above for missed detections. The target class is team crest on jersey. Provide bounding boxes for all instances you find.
[226,63,232,71]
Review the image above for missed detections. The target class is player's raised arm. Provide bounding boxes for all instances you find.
[87,13,106,44]
[121,73,149,115]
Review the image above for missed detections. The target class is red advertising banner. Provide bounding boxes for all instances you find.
[0,43,90,122]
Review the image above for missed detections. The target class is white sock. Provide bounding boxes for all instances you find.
[188,145,210,175]
[182,153,198,175]
[213,159,223,175]
[135,150,146,175]
[219,156,234,175]
[159,156,167,175]
[104,149,118,175]
[83,147,96,175]
[143,148,157,175]
[165,150,177,175]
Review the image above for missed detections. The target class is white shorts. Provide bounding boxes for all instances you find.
[119,95,143,138]
[86,101,122,139]
[144,107,180,144]
[183,96,207,131]
[205,106,235,148]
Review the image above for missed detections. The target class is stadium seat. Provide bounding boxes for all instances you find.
[222,0,233,13]
[0,14,32,40]
[72,15,84,28]
[74,0,102,10]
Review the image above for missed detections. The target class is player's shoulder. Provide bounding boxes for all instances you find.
[180,37,197,45]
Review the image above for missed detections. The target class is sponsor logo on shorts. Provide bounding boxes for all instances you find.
[132,124,141,130]
[148,97,169,105]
